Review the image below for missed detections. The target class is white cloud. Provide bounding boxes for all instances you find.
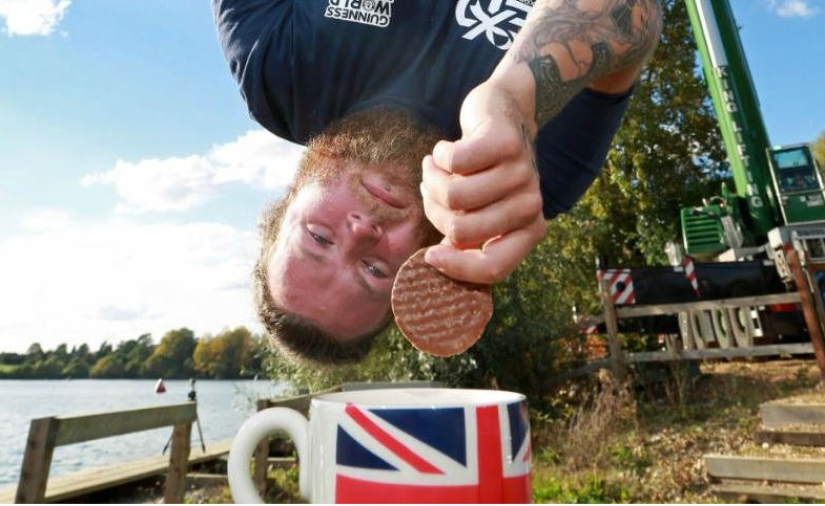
[82,155,216,214]
[0,0,70,36]
[19,208,73,231]
[765,0,819,18]
[82,129,304,214]
[0,212,262,353]
[209,129,305,189]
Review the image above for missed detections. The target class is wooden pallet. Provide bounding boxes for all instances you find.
[705,402,825,503]
[0,439,232,504]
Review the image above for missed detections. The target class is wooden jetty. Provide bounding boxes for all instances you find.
[0,402,232,504]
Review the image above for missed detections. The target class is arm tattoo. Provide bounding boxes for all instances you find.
[528,41,611,124]
[513,0,661,128]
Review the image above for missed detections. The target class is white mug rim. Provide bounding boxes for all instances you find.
[311,387,525,409]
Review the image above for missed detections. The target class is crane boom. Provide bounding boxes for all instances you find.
[684,0,779,240]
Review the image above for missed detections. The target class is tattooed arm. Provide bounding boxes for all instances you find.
[501,0,662,133]
[421,0,662,284]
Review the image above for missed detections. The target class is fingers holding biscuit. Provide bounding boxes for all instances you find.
[424,215,546,285]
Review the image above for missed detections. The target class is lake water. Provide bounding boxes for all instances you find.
[0,379,288,488]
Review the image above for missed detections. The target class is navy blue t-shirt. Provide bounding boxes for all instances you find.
[213,0,632,218]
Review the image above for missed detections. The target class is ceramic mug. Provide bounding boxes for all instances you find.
[228,388,532,503]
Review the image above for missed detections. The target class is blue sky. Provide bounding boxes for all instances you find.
[0,0,823,354]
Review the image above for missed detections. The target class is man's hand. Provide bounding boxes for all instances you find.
[420,0,662,286]
[421,82,546,285]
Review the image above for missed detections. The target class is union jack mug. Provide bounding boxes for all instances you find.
[228,388,532,503]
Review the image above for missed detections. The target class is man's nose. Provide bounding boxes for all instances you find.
[347,212,383,243]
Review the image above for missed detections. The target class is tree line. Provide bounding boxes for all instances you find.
[0,326,268,380]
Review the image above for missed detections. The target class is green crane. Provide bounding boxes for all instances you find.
[682,0,825,259]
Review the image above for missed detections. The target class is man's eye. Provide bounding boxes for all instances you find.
[310,231,332,246]
[364,262,387,279]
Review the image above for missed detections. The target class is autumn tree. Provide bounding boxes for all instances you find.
[62,358,90,379]
[144,328,197,379]
[26,343,44,360]
[120,334,155,377]
[90,354,126,379]
[193,327,255,379]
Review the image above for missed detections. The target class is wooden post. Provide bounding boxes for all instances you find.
[598,273,627,384]
[163,422,192,504]
[806,271,825,381]
[787,250,825,381]
[15,418,59,503]
[253,399,270,497]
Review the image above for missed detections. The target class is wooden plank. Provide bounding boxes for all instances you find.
[616,292,800,318]
[761,403,825,428]
[54,403,197,446]
[163,422,192,504]
[15,417,59,503]
[713,483,825,503]
[628,343,814,362]
[43,457,168,501]
[755,430,825,447]
[705,455,825,484]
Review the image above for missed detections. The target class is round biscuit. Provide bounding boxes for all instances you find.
[391,248,493,356]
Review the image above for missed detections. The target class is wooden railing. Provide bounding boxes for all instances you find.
[15,402,198,503]
[597,250,825,382]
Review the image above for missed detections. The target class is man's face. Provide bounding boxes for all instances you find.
[266,163,430,341]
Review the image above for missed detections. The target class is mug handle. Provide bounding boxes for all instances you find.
[228,407,310,503]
